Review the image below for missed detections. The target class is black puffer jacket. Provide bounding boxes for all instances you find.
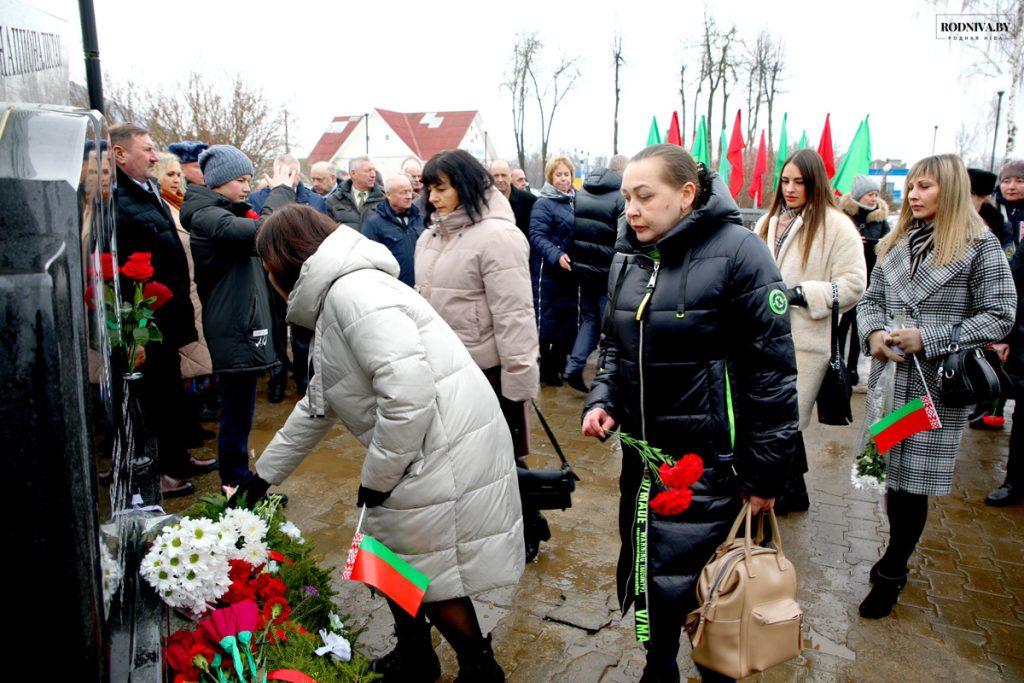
[570,167,624,290]
[582,173,799,627]
[839,192,890,277]
[1002,250,1024,391]
[181,184,295,373]
[325,179,385,232]
[113,165,197,349]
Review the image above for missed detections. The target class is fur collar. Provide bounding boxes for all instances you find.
[839,192,889,223]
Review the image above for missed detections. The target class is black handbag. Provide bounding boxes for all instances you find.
[817,282,854,425]
[938,324,1010,408]
[516,401,580,511]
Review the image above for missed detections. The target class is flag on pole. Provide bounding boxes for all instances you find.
[817,113,836,178]
[343,509,429,616]
[797,130,809,150]
[749,130,768,206]
[870,396,942,454]
[646,117,661,146]
[692,116,710,166]
[832,116,873,195]
[666,112,683,146]
[717,129,730,181]
[773,112,789,188]
[726,110,745,198]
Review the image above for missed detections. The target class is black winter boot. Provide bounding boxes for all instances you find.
[858,571,907,619]
[371,621,440,682]
[454,634,505,683]
[539,345,563,387]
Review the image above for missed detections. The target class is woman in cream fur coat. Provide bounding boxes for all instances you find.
[756,149,867,511]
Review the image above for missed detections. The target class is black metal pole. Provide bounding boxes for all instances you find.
[78,0,104,112]
[992,90,1005,171]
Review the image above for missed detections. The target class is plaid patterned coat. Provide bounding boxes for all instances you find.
[857,229,1015,495]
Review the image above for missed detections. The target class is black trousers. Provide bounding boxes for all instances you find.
[878,489,929,578]
[837,309,861,373]
[139,343,191,479]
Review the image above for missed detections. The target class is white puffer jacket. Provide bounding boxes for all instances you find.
[255,226,524,602]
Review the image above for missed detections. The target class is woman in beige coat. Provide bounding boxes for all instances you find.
[756,149,867,512]
[242,205,523,683]
[415,150,548,562]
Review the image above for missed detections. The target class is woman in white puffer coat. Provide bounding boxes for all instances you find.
[235,204,522,683]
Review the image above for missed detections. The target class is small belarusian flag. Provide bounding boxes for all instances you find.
[342,514,429,616]
[870,396,942,454]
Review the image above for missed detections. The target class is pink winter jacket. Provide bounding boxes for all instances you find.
[414,188,539,402]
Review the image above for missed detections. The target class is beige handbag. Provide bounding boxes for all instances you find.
[685,503,803,679]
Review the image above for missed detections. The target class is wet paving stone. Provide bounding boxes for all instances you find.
[165,371,1024,681]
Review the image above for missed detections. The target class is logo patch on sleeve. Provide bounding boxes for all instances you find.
[768,289,788,315]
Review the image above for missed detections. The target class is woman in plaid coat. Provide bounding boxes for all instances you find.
[857,154,1015,619]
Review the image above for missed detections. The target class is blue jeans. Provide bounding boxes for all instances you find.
[217,371,259,486]
[565,287,607,376]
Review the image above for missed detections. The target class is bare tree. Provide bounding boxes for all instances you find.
[743,31,771,145]
[504,32,541,171]
[762,38,787,154]
[698,13,738,152]
[612,33,625,155]
[101,72,285,173]
[528,52,581,174]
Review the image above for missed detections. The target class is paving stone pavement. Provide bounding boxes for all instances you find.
[174,365,1024,681]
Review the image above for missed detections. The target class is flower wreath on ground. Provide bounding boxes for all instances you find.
[141,494,377,682]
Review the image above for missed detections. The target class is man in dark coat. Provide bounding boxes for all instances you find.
[110,123,202,497]
[987,249,1024,506]
[325,155,385,231]
[181,145,296,486]
[565,164,625,391]
[583,168,798,679]
[996,160,1024,254]
[249,154,326,402]
[362,174,425,287]
[490,159,536,238]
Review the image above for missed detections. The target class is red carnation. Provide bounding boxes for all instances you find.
[164,629,198,672]
[262,596,291,624]
[246,209,260,220]
[659,454,704,490]
[121,252,154,281]
[228,559,254,582]
[259,577,287,602]
[84,284,96,311]
[222,578,256,605]
[143,281,173,310]
[650,488,694,516]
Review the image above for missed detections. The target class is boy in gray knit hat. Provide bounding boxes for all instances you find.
[199,145,255,197]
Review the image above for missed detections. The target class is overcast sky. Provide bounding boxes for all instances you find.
[31,0,1023,167]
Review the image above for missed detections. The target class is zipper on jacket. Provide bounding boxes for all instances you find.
[724,364,735,451]
[637,262,660,441]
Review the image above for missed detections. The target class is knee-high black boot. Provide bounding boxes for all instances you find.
[372,599,440,682]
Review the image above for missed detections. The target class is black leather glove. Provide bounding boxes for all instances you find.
[226,475,271,509]
[786,285,807,307]
[357,485,390,508]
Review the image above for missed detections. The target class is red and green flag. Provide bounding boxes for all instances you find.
[342,531,429,616]
[870,396,942,454]
[817,113,836,179]
[666,112,683,146]
[726,109,746,198]
[748,129,768,206]
[833,116,872,195]
[691,115,710,166]
[646,116,661,146]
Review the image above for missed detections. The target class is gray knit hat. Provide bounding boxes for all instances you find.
[198,145,254,189]
[999,159,1024,183]
[851,174,879,201]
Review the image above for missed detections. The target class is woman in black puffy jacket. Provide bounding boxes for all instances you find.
[582,145,799,682]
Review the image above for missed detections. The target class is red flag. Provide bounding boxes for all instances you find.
[666,112,683,146]
[726,110,745,198]
[748,130,768,206]
[817,113,835,178]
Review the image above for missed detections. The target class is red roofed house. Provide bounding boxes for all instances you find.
[306,108,497,177]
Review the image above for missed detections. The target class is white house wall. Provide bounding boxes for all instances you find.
[331,112,418,178]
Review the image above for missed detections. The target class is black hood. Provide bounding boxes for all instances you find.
[582,167,622,195]
[615,171,742,259]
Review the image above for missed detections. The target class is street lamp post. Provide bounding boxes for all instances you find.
[932,125,939,155]
[991,90,1006,171]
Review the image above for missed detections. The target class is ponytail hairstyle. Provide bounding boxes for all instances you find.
[877,154,984,267]
[759,148,837,268]
[630,144,712,210]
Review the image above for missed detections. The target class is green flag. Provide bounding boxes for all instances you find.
[773,113,789,188]
[717,129,730,180]
[833,116,872,195]
[797,130,809,150]
[692,116,710,166]
[646,116,661,146]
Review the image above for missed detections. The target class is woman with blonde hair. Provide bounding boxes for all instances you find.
[856,154,1015,618]
[530,154,578,386]
[755,149,867,514]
